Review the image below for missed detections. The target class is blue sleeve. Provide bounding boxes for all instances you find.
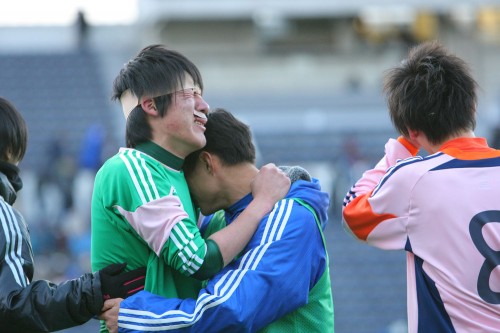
[118,199,327,332]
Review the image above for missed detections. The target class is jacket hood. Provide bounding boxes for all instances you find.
[285,178,330,230]
[0,161,22,205]
[224,178,330,230]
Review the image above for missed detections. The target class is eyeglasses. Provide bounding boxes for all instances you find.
[120,85,203,118]
[166,86,202,99]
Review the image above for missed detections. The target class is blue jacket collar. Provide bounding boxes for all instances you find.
[224,178,329,229]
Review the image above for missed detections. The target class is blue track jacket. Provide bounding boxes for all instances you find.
[117,179,332,332]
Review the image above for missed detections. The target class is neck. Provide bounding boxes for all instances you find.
[219,163,259,208]
[151,137,188,159]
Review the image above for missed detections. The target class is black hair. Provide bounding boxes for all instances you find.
[184,108,255,176]
[384,41,478,145]
[112,45,203,147]
[0,97,28,163]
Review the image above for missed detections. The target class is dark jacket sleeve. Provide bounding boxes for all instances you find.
[0,199,104,332]
[0,273,103,333]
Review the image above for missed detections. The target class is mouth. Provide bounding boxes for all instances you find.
[194,110,207,126]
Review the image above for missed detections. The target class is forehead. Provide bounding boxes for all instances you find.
[181,74,193,86]
[179,73,200,89]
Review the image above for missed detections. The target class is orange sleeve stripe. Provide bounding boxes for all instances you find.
[397,136,419,156]
[343,194,397,241]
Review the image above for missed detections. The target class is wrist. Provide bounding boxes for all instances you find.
[247,197,276,218]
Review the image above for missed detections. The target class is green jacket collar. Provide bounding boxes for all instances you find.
[135,141,184,171]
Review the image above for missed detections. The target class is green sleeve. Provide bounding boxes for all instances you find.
[192,239,224,280]
[161,218,224,280]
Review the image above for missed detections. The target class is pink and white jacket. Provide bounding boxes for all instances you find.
[343,136,500,333]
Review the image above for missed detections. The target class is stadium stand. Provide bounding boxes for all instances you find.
[0,51,115,171]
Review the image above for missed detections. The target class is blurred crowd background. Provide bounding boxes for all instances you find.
[2,1,500,332]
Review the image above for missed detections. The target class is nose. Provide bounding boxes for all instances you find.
[196,95,210,115]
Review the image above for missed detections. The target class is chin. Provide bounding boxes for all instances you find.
[191,137,206,150]
[198,138,207,148]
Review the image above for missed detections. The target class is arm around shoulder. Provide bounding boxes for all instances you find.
[208,163,290,267]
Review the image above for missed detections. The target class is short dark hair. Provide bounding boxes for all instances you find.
[112,45,204,147]
[384,41,478,145]
[184,108,256,175]
[0,97,28,163]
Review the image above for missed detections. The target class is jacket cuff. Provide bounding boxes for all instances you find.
[397,136,419,156]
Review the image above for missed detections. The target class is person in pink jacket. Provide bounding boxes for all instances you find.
[342,41,500,333]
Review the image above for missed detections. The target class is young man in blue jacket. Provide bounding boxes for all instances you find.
[100,108,335,332]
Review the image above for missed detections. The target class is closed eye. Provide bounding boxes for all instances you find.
[177,87,202,99]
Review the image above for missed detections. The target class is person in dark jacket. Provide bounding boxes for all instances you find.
[0,97,146,332]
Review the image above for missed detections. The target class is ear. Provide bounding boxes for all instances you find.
[199,151,214,175]
[140,98,158,116]
[407,128,420,141]
[199,151,222,176]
